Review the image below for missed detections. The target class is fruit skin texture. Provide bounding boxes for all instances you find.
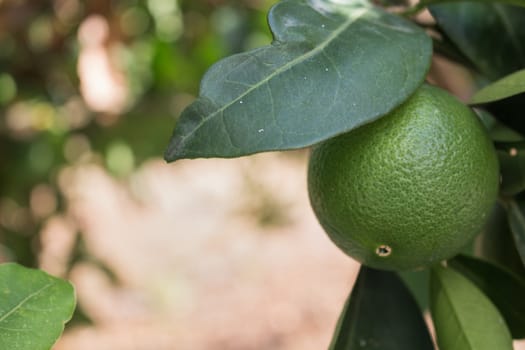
[308,84,499,271]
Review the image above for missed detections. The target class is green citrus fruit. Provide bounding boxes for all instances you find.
[308,84,499,271]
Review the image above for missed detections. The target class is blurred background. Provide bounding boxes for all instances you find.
[2,1,524,349]
[0,0,359,349]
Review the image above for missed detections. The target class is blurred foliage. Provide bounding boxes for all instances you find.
[0,0,274,267]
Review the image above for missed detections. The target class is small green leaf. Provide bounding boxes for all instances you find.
[0,263,76,350]
[471,69,525,104]
[429,3,525,81]
[164,0,431,161]
[450,254,525,339]
[430,265,513,350]
[329,266,434,350]
[507,199,525,268]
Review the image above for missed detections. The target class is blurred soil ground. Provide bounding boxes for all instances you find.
[49,151,359,350]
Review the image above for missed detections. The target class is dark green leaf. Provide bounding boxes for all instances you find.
[411,0,525,15]
[475,108,523,142]
[449,254,525,339]
[399,269,429,311]
[429,3,525,81]
[164,0,431,161]
[329,266,433,350]
[484,92,525,136]
[430,265,513,350]
[507,199,525,268]
[476,203,525,278]
[471,69,525,104]
[377,0,410,6]
[0,263,76,350]
[496,142,525,196]
[431,34,475,69]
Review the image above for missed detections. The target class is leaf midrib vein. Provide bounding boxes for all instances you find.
[0,283,54,324]
[439,272,474,350]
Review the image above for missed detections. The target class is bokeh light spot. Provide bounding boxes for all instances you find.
[28,16,54,52]
[106,141,135,176]
[30,184,58,219]
[64,133,92,163]
[0,73,17,104]
[29,140,55,174]
[121,7,151,37]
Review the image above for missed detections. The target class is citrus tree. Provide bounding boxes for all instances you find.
[165,0,525,349]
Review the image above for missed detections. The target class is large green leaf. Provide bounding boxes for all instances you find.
[471,69,525,104]
[0,263,76,350]
[429,3,525,81]
[430,265,513,350]
[450,254,525,339]
[164,0,431,161]
[329,266,433,350]
[507,199,525,268]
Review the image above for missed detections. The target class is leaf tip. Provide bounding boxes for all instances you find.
[163,146,182,163]
[163,132,189,162]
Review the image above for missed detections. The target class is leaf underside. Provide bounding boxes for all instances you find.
[165,0,431,161]
[450,254,525,339]
[430,265,513,350]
